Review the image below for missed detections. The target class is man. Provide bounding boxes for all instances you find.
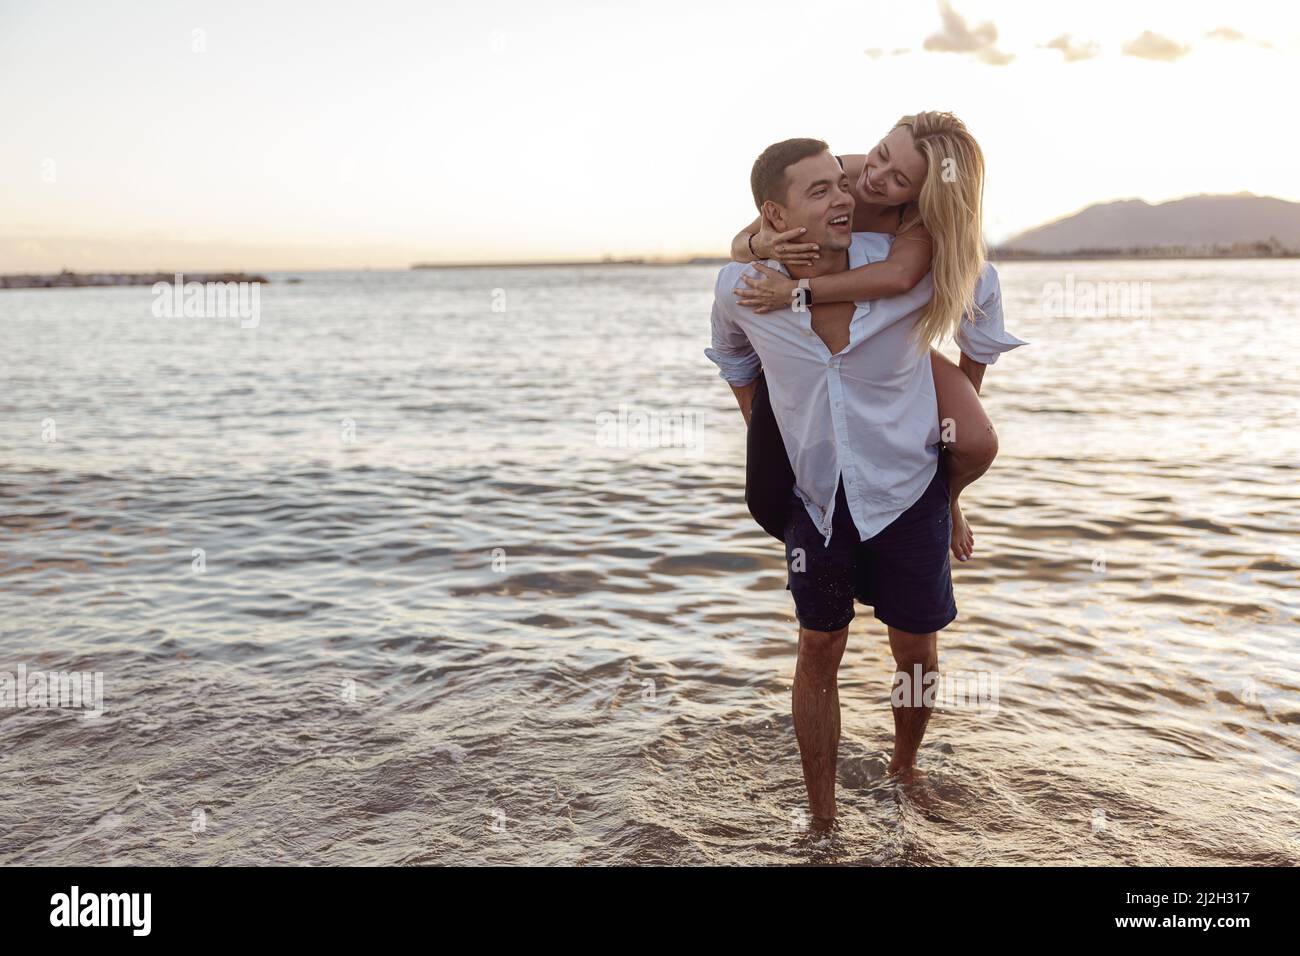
[705,138,1001,825]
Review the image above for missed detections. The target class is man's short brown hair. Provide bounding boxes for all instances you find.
[750,138,830,211]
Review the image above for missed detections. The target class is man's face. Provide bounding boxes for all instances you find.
[764,151,855,254]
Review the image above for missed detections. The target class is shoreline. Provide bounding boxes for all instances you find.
[0,270,270,290]
[4,253,1297,286]
[989,250,1300,262]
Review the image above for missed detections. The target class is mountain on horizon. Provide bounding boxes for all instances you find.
[997,193,1300,255]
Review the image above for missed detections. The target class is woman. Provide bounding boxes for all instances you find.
[728,111,1025,562]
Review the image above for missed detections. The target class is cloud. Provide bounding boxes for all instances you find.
[922,1,1014,65]
[1042,34,1099,62]
[1206,25,1273,49]
[864,47,910,59]
[1122,30,1191,62]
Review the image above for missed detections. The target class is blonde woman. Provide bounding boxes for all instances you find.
[729,111,1025,562]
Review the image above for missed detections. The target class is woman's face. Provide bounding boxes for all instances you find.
[857,127,926,206]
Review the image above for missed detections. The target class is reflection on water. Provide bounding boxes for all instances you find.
[1,260,1297,864]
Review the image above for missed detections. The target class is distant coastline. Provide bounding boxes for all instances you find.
[6,248,1296,286]
[0,270,270,290]
[412,257,653,270]
[413,247,1300,269]
[998,193,1300,257]
[991,242,1299,261]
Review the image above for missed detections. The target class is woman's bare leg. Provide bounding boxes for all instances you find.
[929,349,998,561]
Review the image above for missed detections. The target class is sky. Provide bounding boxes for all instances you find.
[1,0,1298,270]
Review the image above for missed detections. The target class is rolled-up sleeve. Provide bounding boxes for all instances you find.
[704,268,761,385]
[956,263,1028,365]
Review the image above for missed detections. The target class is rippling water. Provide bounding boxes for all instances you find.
[1,260,1297,865]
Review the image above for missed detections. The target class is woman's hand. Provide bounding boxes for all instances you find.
[733,262,798,314]
[751,223,819,266]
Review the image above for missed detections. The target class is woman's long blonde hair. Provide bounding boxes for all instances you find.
[893,111,986,351]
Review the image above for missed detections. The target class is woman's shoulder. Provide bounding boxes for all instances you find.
[895,202,929,240]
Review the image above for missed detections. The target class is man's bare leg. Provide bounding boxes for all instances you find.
[887,626,939,778]
[792,624,849,823]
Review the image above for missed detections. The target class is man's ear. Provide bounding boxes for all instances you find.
[761,200,786,232]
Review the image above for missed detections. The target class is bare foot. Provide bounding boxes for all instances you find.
[808,812,837,833]
[886,762,928,784]
[890,767,942,814]
[950,499,974,562]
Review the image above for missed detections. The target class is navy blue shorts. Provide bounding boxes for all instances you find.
[783,467,957,635]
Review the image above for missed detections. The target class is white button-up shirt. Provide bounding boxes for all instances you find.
[706,232,1015,545]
